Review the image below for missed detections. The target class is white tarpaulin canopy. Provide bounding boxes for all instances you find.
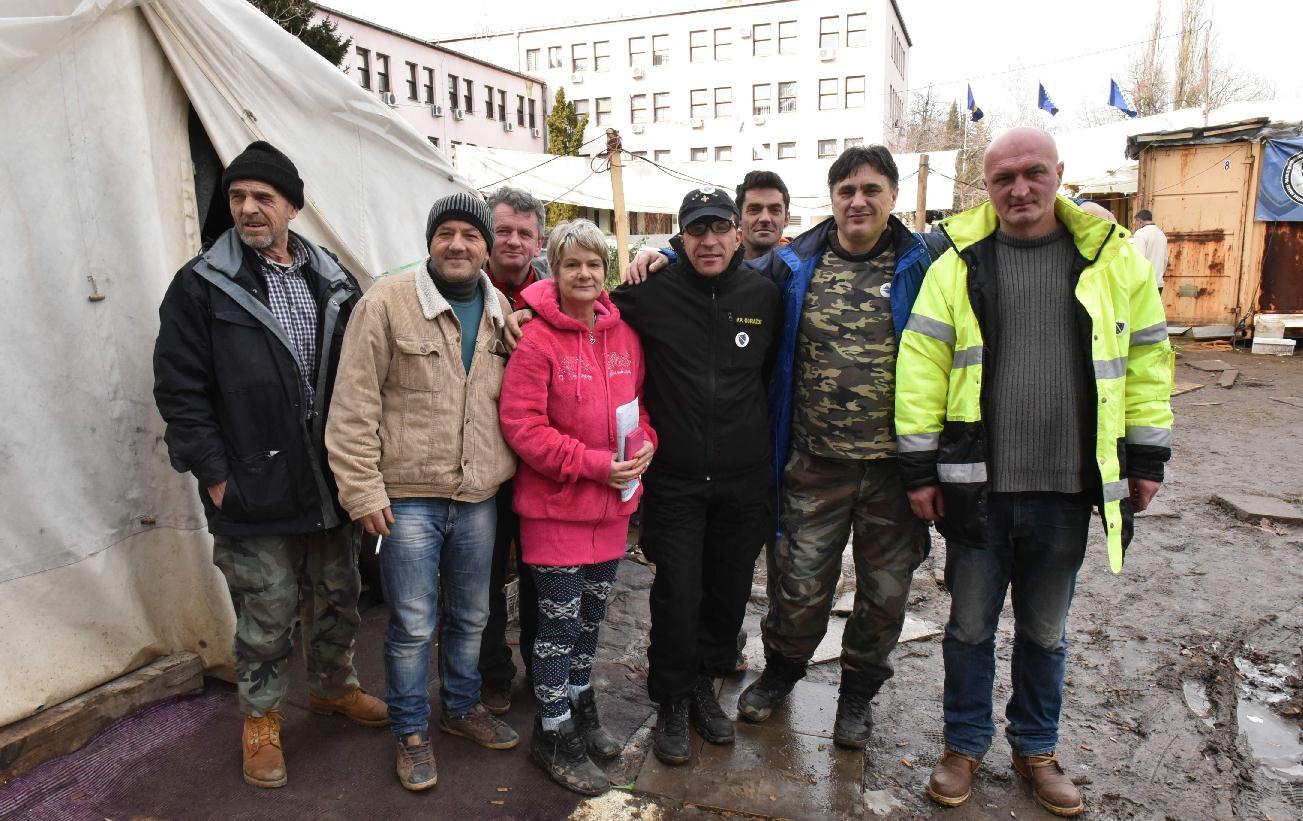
[0,0,469,727]
[457,145,959,219]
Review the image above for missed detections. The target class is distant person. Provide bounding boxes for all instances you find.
[499,219,655,795]
[152,141,385,790]
[1130,209,1168,294]
[897,127,1173,816]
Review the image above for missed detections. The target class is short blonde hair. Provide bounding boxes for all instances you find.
[546,219,610,275]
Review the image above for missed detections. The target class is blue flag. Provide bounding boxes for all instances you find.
[1108,79,1137,118]
[967,84,984,122]
[1038,83,1059,116]
[1255,137,1303,222]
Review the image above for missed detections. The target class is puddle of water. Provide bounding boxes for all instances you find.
[1182,678,1216,727]
[1236,700,1303,781]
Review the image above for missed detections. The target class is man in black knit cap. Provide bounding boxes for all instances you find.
[154,141,386,790]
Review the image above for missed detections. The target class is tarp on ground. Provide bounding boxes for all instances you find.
[455,145,959,220]
[0,0,469,728]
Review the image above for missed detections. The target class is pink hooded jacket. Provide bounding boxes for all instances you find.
[499,278,656,566]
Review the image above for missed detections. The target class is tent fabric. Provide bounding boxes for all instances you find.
[0,0,469,727]
[456,145,959,218]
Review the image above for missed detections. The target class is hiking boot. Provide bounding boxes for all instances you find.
[833,691,873,749]
[926,748,982,807]
[395,731,438,791]
[1012,752,1084,817]
[241,710,287,788]
[737,667,797,723]
[439,703,520,749]
[653,698,691,765]
[571,688,622,760]
[529,714,609,796]
[308,687,389,727]
[480,685,511,716]
[690,676,734,744]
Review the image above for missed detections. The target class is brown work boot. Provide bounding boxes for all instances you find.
[309,686,390,726]
[1012,752,1084,817]
[242,710,287,788]
[480,685,511,716]
[926,748,982,807]
[439,703,520,749]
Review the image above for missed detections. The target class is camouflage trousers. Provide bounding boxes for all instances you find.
[761,450,929,695]
[212,524,362,716]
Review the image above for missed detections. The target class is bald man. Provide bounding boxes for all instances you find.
[895,128,1173,816]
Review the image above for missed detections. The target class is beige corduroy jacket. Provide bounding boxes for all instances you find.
[326,268,516,520]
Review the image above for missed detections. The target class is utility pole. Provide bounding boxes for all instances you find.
[607,128,630,277]
[915,153,930,232]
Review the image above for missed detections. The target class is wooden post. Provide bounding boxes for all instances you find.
[914,153,930,232]
[607,128,630,277]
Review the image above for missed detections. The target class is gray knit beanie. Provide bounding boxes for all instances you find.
[425,192,494,251]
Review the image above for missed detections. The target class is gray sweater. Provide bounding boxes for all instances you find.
[987,227,1088,494]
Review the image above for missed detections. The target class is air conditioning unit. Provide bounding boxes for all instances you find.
[452,108,465,120]
[430,104,444,118]
[570,73,584,84]
[379,91,397,106]
[752,114,766,126]
[819,48,836,61]
[690,117,704,129]
[739,27,751,39]
[631,66,645,79]
[631,123,645,134]
[503,121,514,132]
[530,127,541,138]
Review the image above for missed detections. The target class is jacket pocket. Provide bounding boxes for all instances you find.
[395,338,441,392]
[222,450,296,523]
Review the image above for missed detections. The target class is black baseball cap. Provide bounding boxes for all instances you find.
[678,186,738,228]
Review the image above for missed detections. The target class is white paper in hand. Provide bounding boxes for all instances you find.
[615,398,641,502]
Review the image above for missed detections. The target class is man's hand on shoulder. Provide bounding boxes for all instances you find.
[504,309,534,351]
[622,249,670,285]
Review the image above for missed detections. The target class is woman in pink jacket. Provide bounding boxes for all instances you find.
[499,219,655,796]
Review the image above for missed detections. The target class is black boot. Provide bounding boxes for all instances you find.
[737,666,798,723]
[653,698,691,765]
[833,690,874,750]
[690,676,735,744]
[571,688,622,760]
[529,713,609,795]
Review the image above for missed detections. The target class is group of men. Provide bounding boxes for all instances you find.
[152,125,1172,815]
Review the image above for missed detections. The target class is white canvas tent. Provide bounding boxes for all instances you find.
[0,0,470,728]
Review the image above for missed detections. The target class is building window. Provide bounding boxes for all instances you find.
[715,146,732,161]
[713,86,732,118]
[818,17,839,50]
[654,149,672,163]
[778,81,796,112]
[405,62,418,100]
[892,32,906,73]
[631,94,648,124]
[752,143,771,161]
[375,54,390,93]
[355,47,371,89]
[525,49,539,71]
[463,78,473,113]
[714,28,732,61]
[517,95,525,126]
[573,98,589,122]
[652,34,670,66]
[818,139,837,158]
[777,142,796,160]
[845,137,864,149]
[428,136,440,149]
[690,88,708,119]
[845,75,865,108]
[753,84,771,116]
[423,67,434,103]
[819,78,838,110]
[778,20,798,54]
[548,46,562,68]
[498,89,507,121]
[595,97,612,125]
[752,23,771,57]
[594,40,610,72]
[847,13,867,47]
[690,147,707,162]
[448,73,459,109]
[528,98,537,129]
[631,150,647,159]
[629,36,646,66]
[653,92,670,122]
[689,30,707,63]
[572,43,589,72]
[485,85,495,119]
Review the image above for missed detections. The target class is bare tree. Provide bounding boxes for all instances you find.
[1172,0,1205,109]
[1126,1,1170,117]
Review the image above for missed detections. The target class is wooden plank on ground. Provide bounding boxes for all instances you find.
[1172,382,1205,396]
[0,652,203,784]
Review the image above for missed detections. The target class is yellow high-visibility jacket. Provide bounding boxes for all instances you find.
[895,197,1174,572]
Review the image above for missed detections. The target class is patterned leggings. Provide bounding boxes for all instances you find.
[530,559,621,719]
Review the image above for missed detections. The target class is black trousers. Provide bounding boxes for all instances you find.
[642,468,771,703]
[478,480,538,690]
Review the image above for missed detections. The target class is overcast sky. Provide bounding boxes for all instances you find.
[326,0,1302,127]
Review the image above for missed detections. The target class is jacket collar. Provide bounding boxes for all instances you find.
[413,262,505,329]
[939,195,1123,269]
[786,213,921,265]
[202,227,350,288]
[521,278,620,331]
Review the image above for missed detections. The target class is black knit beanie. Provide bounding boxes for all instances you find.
[425,192,494,251]
[222,141,305,208]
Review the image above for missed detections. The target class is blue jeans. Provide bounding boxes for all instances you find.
[941,492,1091,757]
[380,497,496,737]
